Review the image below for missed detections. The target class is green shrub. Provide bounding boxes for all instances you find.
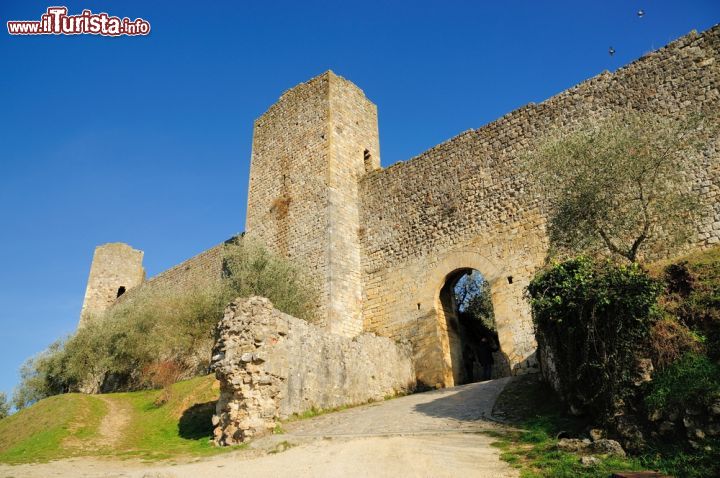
[222,239,318,322]
[528,257,662,418]
[0,392,9,419]
[12,341,67,409]
[645,352,720,412]
[661,251,720,359]
[13,238,318,406]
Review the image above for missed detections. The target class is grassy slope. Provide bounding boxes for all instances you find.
[0,375,236,464]
[0,393,105,464]
[647,244,720,277]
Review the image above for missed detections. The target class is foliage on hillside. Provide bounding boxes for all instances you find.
[644,247,720,420]
[453,270,496,332]
[222,239,319,322]
[13,239,318,408]
[656,245,720,359]
[527,247,720,476]
[0,375,232,464]
[0,393,8,420]
[527,257,662,419]
[646,352,720,412]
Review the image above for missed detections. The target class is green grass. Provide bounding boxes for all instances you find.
[489,423,645,478]
[0,375,398,465]
[0,393,106,464]
[109,375,238,460]
[488,375,647,478]
[0,375,242,464]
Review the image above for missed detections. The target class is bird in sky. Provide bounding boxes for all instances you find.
[609,46,616,56]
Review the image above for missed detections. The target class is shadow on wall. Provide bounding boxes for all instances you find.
[490,350,512,379]
[178,400,217,440]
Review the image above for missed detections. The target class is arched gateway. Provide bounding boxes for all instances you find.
[81,27,720,389]
[358,247,541,389]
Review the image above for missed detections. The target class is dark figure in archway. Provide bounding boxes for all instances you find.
[477,335,498,381]
[462,337,477,382]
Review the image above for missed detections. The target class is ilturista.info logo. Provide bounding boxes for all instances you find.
[7,6,151,36]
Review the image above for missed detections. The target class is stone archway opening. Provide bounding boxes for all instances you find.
[438,269,510,386]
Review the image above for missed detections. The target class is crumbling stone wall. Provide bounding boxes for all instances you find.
[210,297,414,445]
[358,25,720,387]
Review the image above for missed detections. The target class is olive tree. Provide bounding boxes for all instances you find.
[0,392,9,419]
[454,271,496,331]
[525,111,714,263]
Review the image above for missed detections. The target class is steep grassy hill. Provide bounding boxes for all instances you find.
[0,375,234,464]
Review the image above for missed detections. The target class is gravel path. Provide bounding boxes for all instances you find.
[0,378,519,478]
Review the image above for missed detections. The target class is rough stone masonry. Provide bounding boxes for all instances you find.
[80,25,720,390]
[210,297,415,445]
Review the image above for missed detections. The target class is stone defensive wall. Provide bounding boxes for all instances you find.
[211,297,415,445]
[358,26,720,387]
[80,25,720,393]
[79,237,239,325]
[128,238,232,297]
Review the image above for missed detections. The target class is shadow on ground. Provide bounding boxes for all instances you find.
[412,379,510,422]
[178,400,216,439]
[489,373,561,423]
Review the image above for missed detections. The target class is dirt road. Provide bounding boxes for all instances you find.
[0,378,519,478]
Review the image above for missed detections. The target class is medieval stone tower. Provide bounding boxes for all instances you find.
[78,243,145,327]
[245,71,380,337]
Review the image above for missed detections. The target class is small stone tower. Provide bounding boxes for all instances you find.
[245,71,380,337]
[78,243,145,327]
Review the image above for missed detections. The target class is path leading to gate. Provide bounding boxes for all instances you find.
[0,377,520,478]
[276,375,512,438]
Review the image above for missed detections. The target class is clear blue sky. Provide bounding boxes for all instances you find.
[0,1,718,401]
